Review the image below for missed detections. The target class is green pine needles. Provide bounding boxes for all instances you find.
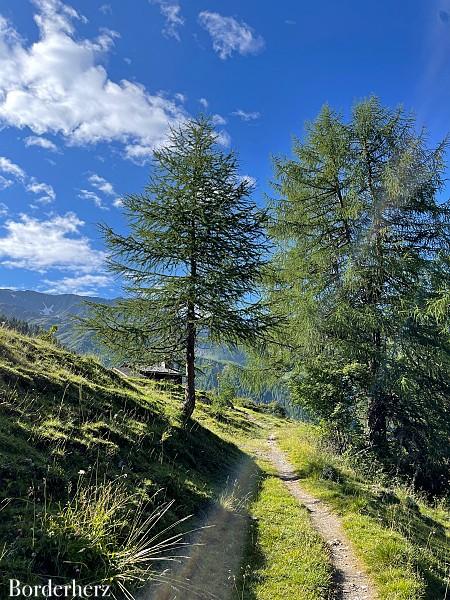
[84,117,273,420]
[268,98,450,491]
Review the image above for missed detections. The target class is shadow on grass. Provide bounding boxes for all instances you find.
[0,365,252,598]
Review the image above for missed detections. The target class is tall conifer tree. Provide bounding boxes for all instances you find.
[85,117,271,419]
[270,99,450,488]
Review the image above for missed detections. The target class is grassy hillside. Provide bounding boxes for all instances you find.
[0,327,261,597]
[2,325,448,600]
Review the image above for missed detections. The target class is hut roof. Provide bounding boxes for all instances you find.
[139,364,182,375]
[114,362,182,378]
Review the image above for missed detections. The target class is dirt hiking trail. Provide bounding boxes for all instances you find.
[144,456,258,600]
[143,425,377,600]
[267,434,376,600]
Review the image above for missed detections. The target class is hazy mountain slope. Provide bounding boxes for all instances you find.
[0,289,109,353]
[0,289,287,404]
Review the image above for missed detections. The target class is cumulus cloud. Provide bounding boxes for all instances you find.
[0,212,105,272]
[0,0,186,161]
[199,97,209,109]
[88,173,116,196]
[43,273,112,295]
[150,0,184,41]
[232,109,261,121]
[0,155,55,203]
[198,11,264,59]
[24,135,58,151]
[0,202,8,217]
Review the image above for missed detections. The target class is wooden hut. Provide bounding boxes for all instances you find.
[114,361,183,385]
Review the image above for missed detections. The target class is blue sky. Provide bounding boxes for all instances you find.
[0,0,448,297]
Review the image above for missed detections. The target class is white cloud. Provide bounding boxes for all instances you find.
[99,4,112,15]
[0,155,55,203]
[150,0,184,41]
[43,273,112,295]
[113,198,123,208]
[0,156,25,180]
[198,11,265,59]
[24,135,58,151]
[0,212,105,272]
[0,202,8,217]
[199,97,209,109]
[216,130,231,147]
[88,173,115,196]
[0,175,13,190]
[79,189,108,210]
[211,114,226,126]
[232,109,261,121]
[0,0,186,161]
[26,179,56,204]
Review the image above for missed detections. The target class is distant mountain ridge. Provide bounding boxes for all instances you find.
[0,288,288,406]
[0,288,243,369]
[0,288,110,353]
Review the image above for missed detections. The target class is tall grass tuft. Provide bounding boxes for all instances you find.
[42,477,192,599]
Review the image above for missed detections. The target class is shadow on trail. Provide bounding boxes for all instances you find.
[143,454,264,600]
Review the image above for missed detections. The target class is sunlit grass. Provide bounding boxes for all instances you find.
[278,424,450,600]
[237,468,332,600]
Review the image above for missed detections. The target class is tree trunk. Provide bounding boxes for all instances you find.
[182,303,196,420]
[367,393,387,450]
[367,329,387,451]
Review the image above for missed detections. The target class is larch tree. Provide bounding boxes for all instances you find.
[269,98,450,489]
[84,116,272,420]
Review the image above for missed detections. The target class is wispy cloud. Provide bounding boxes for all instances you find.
[232,109,261,121]
[0,176,13,190]
[43,273,112,295]
[216,130,231,147]
[88,173,116,196]
[198,11,265,59]
[0,156,25,180]
[26,180,56,204]
[211,114,227,126]
[0,156,55,204]
[99,4,112,15]
[24,136,58,152]
[79,189,108,210]
[150,0,184,41]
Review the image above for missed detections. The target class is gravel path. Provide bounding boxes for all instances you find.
[267,434,376,600]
